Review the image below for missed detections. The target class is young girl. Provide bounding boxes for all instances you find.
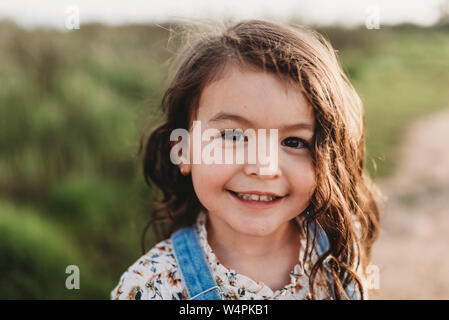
[111,19,380,300]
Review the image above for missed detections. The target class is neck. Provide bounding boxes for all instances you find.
[205,213,302,266]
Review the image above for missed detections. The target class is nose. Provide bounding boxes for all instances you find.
[243,161,282,179]
[243,129,281,179]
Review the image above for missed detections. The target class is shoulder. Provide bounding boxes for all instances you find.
[350,215,371,299]
[110,238,188,300]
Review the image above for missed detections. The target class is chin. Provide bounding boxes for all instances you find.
[231,220,278,237]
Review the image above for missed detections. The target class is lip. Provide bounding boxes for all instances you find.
[226,189,286,209]
[228,190,286,198]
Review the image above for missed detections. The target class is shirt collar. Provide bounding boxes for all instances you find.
[194,210,314,298]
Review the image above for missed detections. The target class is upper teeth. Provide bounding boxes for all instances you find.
[235,192,278,201]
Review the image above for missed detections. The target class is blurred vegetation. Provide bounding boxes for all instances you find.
[316,23,449,176]
[0,19,448,299]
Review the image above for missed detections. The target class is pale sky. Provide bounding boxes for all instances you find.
[0,0,447,29]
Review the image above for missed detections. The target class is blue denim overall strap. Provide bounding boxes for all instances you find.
[310,221,361,300]
[171,226,223,300]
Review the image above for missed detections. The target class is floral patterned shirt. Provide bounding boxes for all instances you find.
[111,211,367,300]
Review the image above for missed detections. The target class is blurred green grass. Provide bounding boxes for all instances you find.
[0,20,448,299]
[323,24,449,177]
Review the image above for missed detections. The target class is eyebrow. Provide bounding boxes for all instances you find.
[208,111,315,132]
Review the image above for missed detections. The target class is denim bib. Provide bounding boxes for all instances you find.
[171,226,223,300]
[171,220,360,300]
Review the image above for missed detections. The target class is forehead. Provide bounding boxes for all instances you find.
[196,65,315,129]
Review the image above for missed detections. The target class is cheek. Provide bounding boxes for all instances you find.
[191,163,236,198]
[287,156,317,196]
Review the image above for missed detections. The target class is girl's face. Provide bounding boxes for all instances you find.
[186,65,316,237]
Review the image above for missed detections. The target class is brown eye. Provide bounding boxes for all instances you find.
[220,130,248,143]
[281,137,308,149]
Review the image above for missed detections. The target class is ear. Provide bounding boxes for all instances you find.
[170,139,191,175]
[179,163,191,176]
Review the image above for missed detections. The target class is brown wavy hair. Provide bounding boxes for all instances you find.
[137,18,381,300]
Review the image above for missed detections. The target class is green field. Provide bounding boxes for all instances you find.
[0,20,448,299]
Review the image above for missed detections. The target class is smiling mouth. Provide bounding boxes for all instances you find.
[226,190,287,202]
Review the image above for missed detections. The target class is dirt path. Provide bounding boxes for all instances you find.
[370,108,449,299]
